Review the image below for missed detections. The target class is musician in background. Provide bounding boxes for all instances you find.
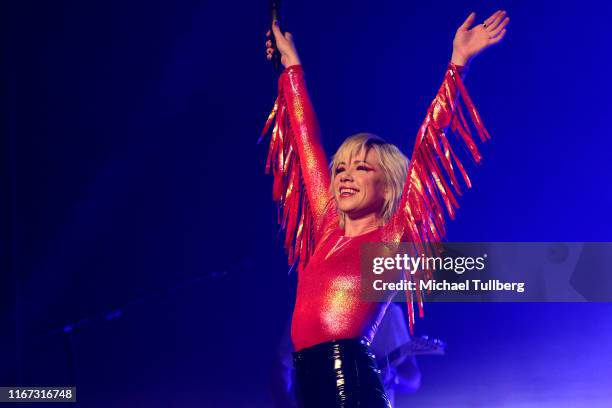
[269,303,421,408]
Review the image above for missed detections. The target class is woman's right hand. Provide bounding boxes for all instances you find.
[266,20,301,68]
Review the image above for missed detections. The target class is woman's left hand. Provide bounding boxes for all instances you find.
[451,10,509,66]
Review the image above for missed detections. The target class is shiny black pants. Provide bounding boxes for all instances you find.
[292,338,391,408]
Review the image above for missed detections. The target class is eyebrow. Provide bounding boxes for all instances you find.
[337,160,370,165]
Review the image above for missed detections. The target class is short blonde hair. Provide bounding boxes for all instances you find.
[329,133,409,229]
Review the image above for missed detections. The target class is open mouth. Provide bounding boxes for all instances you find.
[339,187,359,198]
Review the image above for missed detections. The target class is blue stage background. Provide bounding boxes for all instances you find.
[4,0,612,406]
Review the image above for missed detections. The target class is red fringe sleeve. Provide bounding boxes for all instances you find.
[383,63,491,333]
[259,65,336,274]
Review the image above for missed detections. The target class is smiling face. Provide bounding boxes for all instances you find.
[330,133,409,230]
[332,147,388,221]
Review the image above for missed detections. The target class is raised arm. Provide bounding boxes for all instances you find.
[383,10,509,329]
[385,10,508,242]
[260,22,336,272]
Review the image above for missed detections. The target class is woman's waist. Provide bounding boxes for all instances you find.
[292,337,376,368]
[291,307,383,352]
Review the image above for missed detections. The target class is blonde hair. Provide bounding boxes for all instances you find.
[329,133,409,229]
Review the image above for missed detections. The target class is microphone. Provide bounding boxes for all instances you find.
[270,0,281,72]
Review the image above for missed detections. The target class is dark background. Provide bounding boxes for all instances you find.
[3,0,612,406]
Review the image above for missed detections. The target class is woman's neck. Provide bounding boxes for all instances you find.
[343,213,382,237]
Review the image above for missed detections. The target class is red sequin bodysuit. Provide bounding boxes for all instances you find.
[260,64,490,351]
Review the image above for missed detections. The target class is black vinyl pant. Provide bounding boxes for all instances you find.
[292,338,391,408]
